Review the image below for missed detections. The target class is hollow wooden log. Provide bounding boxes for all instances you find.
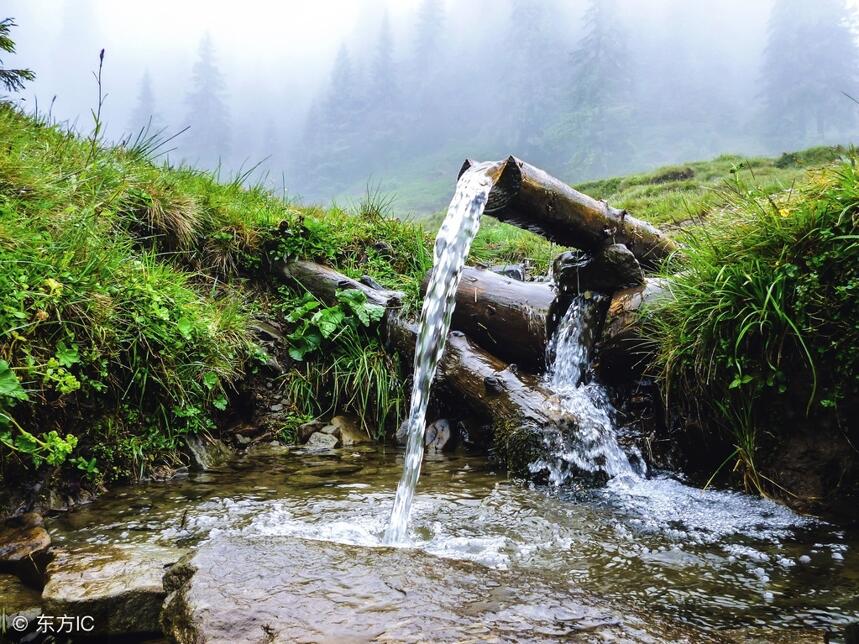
[593,278,671,383]
[460,157,677,270]
[420,266,554,372]
[275,260,404,309]
[385,314,574,476]
[276,261,584,477]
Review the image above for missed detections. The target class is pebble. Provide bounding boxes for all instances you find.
[799,555,811,564]
[270,403,284,412]
[832,552,844,561]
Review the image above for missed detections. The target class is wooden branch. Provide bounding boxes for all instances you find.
[420,266,554,372]
[460,156,677,270]
[275,260,404,309]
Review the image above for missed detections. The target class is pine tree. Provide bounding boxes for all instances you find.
[562,0,634,178]
[367,11,402,159]
[127,71,162,134]
[0,18,34,93]
[183,33,231,168]
[761,0,859,149]
[501,0,561,158]
[407,0,446,150]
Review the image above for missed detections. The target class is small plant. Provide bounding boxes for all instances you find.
[282,288,384,361]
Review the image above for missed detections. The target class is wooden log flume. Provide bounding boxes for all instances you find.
[420,266,554,372]
[460,156,677,269]
[274,260,578,475]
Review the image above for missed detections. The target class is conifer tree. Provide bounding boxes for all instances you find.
[761,0,859,149]
[0,18,34,93]
[183,33,231,168]
[563,0,634,178]
[127,71,162,133]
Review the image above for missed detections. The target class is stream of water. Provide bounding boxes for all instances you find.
[385,161,496,543]
[45,445,859,641]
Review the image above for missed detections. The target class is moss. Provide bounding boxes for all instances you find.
[491,419,543,478]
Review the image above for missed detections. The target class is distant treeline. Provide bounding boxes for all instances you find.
[118,0,858,206]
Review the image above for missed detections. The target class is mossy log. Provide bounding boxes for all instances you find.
[275,260,404,309]
[420,266,554,372]
[460,157,677,270]
[385,314,573,476]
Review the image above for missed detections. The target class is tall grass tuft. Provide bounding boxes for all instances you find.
[647,156,859,493]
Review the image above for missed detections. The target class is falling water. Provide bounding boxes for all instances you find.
[531,294,644,485]
[384,162,497,543]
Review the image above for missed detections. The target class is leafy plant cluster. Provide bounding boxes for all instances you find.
[275,287,402,441]
[648,156,859,492]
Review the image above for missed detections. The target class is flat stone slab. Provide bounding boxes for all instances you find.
[42,543,184,637]
[0,573,42,629]
[161,535,679,643]
[0,513,50,563]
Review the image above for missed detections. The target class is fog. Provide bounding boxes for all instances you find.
[4,0,859,213]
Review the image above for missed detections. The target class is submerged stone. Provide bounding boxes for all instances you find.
[42,543,184,637]
[0,572,42,626]
[329,415,370,446]
[304,431,339,451]
[0,512,51,585]
[160,535,654,643]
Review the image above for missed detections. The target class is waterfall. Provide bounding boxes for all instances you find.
[384,162,497,544]
[531,294,644,485]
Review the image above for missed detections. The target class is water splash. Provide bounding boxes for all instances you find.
[532,294,644,484]
[384,162,497,543]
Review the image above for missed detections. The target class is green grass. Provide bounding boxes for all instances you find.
[0,103,442,490]
[1,93,852,498]
[574,146,846,227]
[646,157,859,495]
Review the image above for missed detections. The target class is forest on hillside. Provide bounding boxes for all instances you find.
[5,0,859,211]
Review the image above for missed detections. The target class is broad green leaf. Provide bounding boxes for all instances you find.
[0,360,28,401]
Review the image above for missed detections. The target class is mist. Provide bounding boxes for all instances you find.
[5,0,859,213]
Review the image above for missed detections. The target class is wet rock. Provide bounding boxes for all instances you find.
[304,432,339,451]
[553,244,645,295]
[161,535,647,643]
[319,424,339,437]
[395,420,409,445]
[270,403,284,412]
[425,418,451,452]
[43,544,183,637]
[490,263,526,281]
[0,573,42,629]
[297,420,325,443]
[0,512,50,586]
[292,462,363,478]
[185,434,232,471]
[330,415,370,446]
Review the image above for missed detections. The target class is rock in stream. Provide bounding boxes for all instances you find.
[160,535,677,643]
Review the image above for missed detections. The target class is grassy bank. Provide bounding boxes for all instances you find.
[647,155,859,500]
[0,104,433,493]
[1,98,852,505]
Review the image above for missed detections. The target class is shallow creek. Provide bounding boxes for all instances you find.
[45,443,859,641]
